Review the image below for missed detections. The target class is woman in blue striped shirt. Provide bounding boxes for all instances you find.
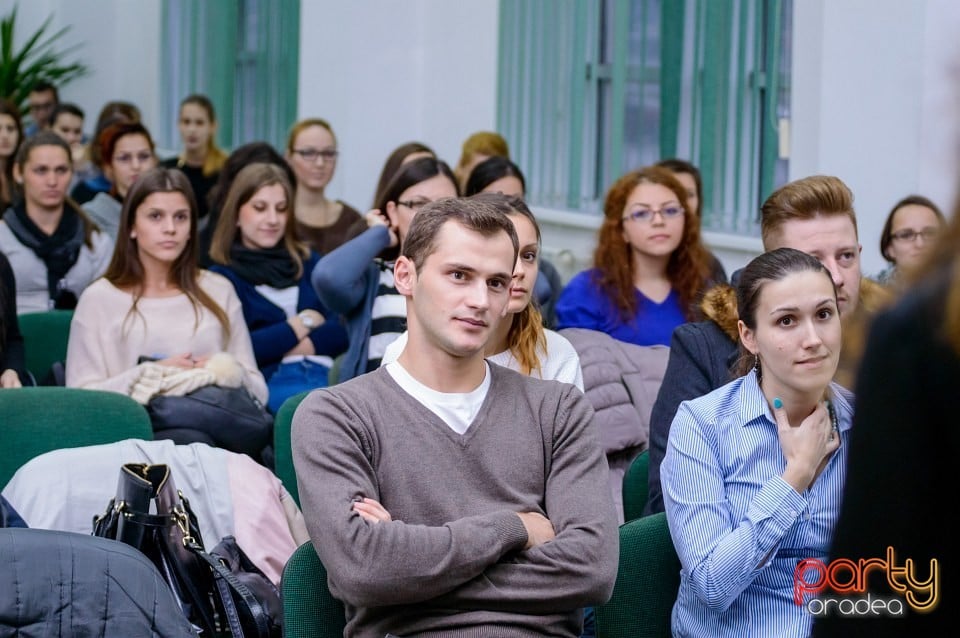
[662,247,854,637]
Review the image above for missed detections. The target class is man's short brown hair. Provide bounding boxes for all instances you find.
[760,175,857,250]
[401,197,519,272]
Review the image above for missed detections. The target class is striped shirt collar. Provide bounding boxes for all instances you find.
[733,369,855,432]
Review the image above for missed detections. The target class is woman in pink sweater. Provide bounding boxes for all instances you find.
[66,167,267,444]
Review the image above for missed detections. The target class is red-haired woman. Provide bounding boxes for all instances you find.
[555,166,714,346]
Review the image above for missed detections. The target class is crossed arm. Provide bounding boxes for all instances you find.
[291,385,619,611]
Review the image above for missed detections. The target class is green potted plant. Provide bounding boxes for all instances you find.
[0,4,89,113]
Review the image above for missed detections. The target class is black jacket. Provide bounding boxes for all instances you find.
[813,266,957,637]
[644,284,739,516]
[0,528,196,637]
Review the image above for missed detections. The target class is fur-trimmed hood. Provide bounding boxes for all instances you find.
[700,283,740,342]
[698,275,893,346]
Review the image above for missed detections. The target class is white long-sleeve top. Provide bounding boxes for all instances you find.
[65,271,268,404]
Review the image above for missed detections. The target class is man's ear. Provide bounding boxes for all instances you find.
[393,256,416,298]
[737,319,757,355]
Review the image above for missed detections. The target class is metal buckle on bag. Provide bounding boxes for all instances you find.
[173,506,196,547]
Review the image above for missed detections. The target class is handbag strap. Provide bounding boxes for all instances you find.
[185,538,273,638]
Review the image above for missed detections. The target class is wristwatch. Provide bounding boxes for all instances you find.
[298,312,317,329]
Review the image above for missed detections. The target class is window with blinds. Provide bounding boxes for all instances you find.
[160,0,300,152]
[497,0,792,236]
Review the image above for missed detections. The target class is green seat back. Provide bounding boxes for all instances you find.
[327,353,344,386]
[595,512,681,638]
[281,541,346,638]
[273,389,311,508]
[18,310,74,384]
[0,387,153,488]
[621,449,650,523]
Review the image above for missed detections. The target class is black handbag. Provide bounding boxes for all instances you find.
[146,385,274,458]
[93,463,282,637]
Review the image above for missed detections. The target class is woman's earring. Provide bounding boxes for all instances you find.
[754,354,762,381]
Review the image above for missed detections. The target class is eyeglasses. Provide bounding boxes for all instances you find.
[622,204,685,223]
[292,148,339,163]
[397,199,433,212]
[113,151,155,166]
[890,227,939,243]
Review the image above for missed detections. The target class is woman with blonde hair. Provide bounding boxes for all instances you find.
[381,193,583,388]
[160,94,227,223]
[209,162,347,413]
[556,166,714,345]
[66,167,267,452]
[453,130,510,192]
[286,117,363,255]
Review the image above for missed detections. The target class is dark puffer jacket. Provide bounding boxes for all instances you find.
[0,528,196,637]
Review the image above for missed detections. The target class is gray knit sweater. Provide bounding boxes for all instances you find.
[82,191,122,241]
[292,364,619,637]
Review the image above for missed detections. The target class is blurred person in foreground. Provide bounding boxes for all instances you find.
[812,192,959,637]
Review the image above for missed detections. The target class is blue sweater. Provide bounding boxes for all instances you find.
[555,269,686,346]
[311,225,394,383]
[209,252,348,381]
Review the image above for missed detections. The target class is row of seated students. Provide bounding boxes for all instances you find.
[1,94,955,634]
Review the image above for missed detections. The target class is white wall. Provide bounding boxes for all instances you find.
[8,0,164,138]
[10,0,960,280]
[791,0,960,278]
[298,0,500,210]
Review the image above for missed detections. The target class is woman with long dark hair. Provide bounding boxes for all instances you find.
[0,99,23,213]
[312,156,458,381]
[66,167,266,434]
[0,251,26,387]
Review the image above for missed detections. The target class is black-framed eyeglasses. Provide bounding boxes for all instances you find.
[890,227,939,243]
[397,199,432,212]
[292,148,339,162]
[622,204,685,223]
